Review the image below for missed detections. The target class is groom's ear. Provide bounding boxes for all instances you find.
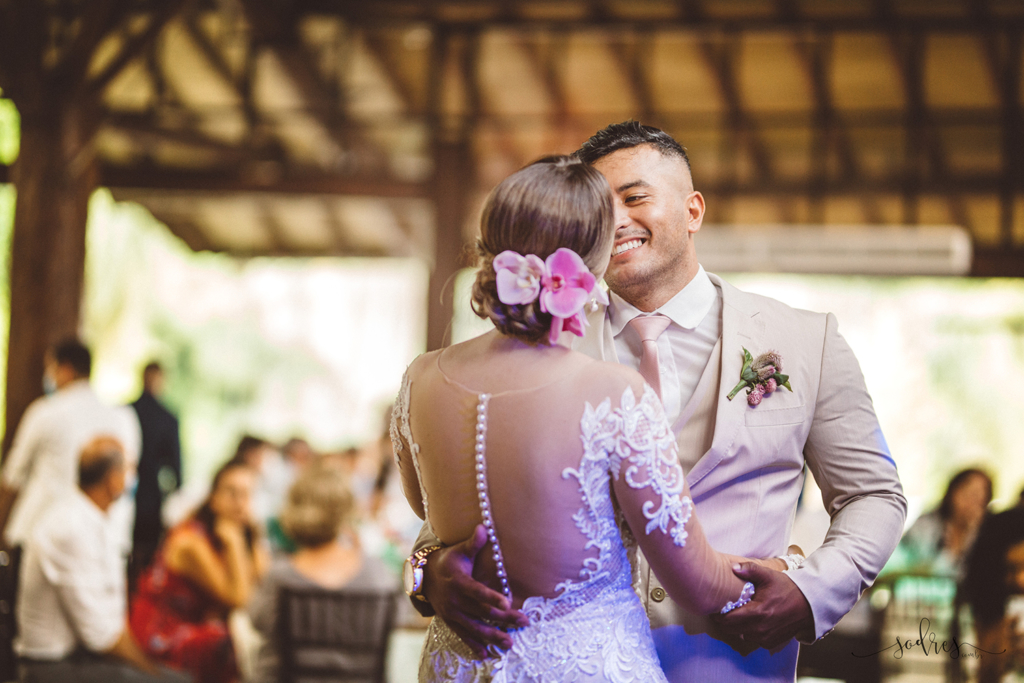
[686,191,706,236]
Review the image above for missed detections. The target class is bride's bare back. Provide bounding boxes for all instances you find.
[393,330,750,616]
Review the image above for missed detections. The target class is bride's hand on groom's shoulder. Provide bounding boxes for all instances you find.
[422,524,530,657]
[711,561,816,651]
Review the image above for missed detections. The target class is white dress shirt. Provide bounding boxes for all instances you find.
[2,380,141,546]
[15,489,126,659]
[608,265,722,427]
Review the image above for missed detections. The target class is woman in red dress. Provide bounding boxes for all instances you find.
[131,459,268,683]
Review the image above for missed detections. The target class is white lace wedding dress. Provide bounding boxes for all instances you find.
[392,354,753,683]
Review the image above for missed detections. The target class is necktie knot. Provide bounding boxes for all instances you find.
[629,314,671,343]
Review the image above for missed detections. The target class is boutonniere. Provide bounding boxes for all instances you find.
[727,348,793,406]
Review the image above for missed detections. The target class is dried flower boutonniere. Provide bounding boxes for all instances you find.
[727,348,793,406]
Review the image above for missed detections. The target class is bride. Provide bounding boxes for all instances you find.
[391,156,778,682]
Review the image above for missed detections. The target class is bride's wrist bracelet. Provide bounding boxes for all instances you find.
[779,553,806,572]
[721,581,756,614]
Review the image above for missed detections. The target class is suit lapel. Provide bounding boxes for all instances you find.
[687,274,765,487]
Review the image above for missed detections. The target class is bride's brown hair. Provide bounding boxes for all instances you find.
[471,155,614,344]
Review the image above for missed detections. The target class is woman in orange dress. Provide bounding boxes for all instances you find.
[131,459,268,683]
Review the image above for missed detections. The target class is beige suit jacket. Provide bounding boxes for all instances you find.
[573,273,907,682]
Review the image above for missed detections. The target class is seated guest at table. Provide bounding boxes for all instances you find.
[131,459,268,683]
[247,462,397,683]
[888,467,992,579]
[961,500,1024,683]
[15,436,188,683]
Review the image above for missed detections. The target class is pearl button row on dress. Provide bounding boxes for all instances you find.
[475,393,511,601]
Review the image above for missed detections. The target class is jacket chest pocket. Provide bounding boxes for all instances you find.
[737,404,808,467]
[744,404,806,428]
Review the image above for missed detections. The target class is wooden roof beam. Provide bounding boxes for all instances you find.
[96,164,429,197]
[303,1,1024,31]
[699,32,774,181]
[88,0,189,98]
[970,0,1024,246]
[104,112,254,161]
[520,32,570,124]
[608,30,657,124]
[182,11,243,94]
[363,30,421,115]
[240,0,363,165]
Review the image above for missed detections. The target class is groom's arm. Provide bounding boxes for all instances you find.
[409,522,528,656]
[715,312,907,647]
[793,312,907,639]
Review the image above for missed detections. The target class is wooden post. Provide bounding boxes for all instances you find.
[0,3,180,453]
[3,101,99,453]
[427,138,472,351]
[425,29,476,351]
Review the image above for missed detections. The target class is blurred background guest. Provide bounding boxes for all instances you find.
[886,467,993,579]
[265,437,317,554]
[130,459,267,683]
[281,437,315,475]
[130,361,182,583]
[231,435,289,532]
[247,460,397,683]
[16,436,187,683]
[364,407,422,573]
[960,494,1024,683]
[0,339,140,551]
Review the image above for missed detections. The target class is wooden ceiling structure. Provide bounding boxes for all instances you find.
[1,0,1023,449]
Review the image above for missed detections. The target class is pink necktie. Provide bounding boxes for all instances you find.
[629,314,672,398]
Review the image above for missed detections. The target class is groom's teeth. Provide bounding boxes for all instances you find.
[613,239,643,256]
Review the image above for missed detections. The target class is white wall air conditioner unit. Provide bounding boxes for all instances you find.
[696,225,973,276]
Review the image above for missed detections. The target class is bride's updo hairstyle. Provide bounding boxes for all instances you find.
[471,155,614,344]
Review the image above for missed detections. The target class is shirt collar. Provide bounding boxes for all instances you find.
[71,488,110,525]
[608,265,717,336]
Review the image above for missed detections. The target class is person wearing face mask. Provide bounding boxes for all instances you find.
[0,339,141,554]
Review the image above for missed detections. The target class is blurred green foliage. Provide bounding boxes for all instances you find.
[0,98,18,165]
[0,94,16,438]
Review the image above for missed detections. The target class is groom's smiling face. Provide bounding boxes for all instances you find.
[592,144,705,312]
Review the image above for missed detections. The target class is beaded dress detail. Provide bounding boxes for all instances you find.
[391,368,753,683]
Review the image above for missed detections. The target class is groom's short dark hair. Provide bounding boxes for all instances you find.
[573,121,691,173]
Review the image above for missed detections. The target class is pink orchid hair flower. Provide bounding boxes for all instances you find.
[540,248,595,318]
[492,247,601,345]
[539,248,598,344]
[494,250,546,306]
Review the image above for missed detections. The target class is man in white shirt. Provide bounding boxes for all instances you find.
[0,339,140,548]
[15,437,188,682]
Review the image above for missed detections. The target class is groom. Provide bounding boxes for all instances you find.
[409,121,907,682]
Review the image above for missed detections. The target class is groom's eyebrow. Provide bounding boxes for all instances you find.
[616,180,651,193]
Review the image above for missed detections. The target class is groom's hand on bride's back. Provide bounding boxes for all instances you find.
[711,562,815,651]
[422,524,530,657]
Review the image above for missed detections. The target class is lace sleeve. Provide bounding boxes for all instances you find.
[390,370,412,465]
[391,367,426,520]
[608,385,754,615]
